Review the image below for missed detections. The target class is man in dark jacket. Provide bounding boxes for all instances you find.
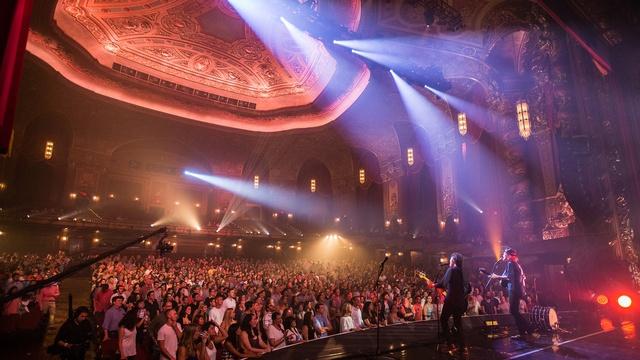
[491,247,532,339]
[435,252,467,351]
[53,306,93,360]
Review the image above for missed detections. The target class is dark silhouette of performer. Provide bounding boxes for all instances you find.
[491,248,531,339]
[434,252,467,350]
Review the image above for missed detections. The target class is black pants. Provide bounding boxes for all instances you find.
[509,293,530,336]
[440,301,464,347]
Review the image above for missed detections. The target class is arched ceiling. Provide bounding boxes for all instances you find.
[27,0,369,132]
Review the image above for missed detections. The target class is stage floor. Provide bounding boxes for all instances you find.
[264,312,638,360]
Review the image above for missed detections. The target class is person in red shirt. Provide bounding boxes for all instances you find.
[39,282,60,324]
[93,284,113,325]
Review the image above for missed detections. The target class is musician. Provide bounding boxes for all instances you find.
[490,248,531,339]
[434,252,466,351]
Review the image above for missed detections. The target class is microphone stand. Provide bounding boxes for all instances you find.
[433,266,444,350]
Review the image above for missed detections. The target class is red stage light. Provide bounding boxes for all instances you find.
[596,295,609,305]
[617,295,632,309]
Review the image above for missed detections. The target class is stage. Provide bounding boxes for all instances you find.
[263,312,638,359]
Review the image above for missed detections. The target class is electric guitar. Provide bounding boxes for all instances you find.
[415,270,446,297]
[416,270,471,311]
[479,268,508,288]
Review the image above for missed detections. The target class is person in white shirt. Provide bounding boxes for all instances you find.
[267,312,287,350]
[351,296,364,330]
[207,294,224,325]
[340,303,356,333]
[222,288,237,313]
[157,309,182,360]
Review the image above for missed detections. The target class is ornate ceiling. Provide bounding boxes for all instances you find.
[26,0,368,132]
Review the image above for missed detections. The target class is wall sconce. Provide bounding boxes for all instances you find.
[407,147,414,166]
[516,100,531,140]
[457,113,467,136]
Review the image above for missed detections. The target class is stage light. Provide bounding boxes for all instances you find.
[174,201,180,206]
[92,195,100,202]
[618,295,632,308]
[215,244,221,248]
[287,213,293,219]
[254,175,260,189]
[0,231,4,235]
[0,183,6,191]
[397,252,404,256]
[93,238,100,243]
[396,218,403,225]
[297,246,302,251]
[134,197,140,201]
[359,168,366,184]
[385,252,392,257]
[385,220,391,228]
[596,294,608,305]
[334,217,341,223]
[215,209,221,214]
[195,203,200,208]
[60,236,68,241]
[273,213,278,218]
[310,179,317,193]
[237,244,243,249]
[69,193,77,199]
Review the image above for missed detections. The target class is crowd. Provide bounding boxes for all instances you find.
[0,252,69,333]
[75,255,538,359]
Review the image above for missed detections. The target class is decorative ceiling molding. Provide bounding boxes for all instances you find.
[26,0,368,132]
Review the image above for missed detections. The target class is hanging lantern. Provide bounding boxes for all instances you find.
[44,141,54,160]
[516,100,531,140]
[457,112,467,136]
[407,147,414,166]
[358,168,366,184]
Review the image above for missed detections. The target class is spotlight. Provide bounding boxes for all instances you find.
[618,295,632,309]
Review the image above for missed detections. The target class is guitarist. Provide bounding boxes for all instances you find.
[489,248,532,339]
[433,252,468,352]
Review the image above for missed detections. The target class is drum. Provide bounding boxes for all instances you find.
[528,306,558,331]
